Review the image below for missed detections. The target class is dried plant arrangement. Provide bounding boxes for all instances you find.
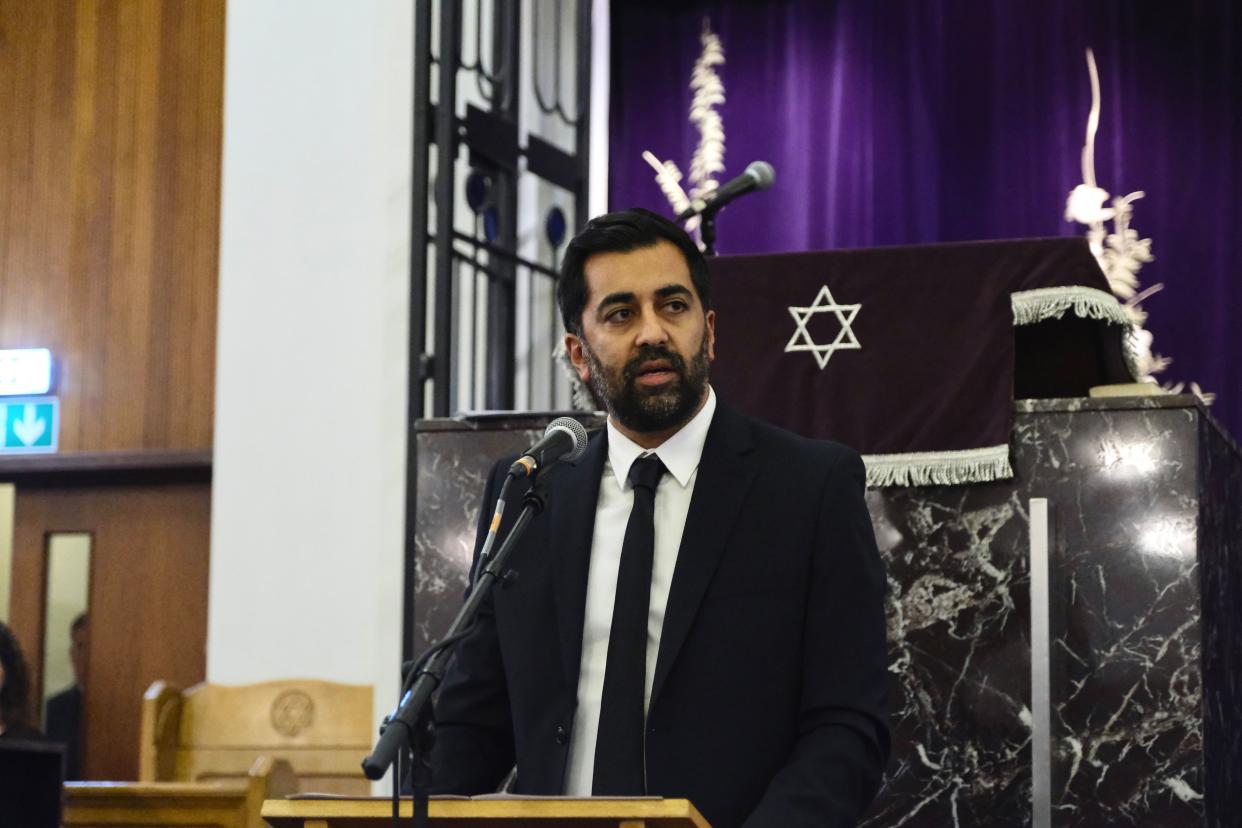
[641,20,726,248]
[1064,49,1212,402]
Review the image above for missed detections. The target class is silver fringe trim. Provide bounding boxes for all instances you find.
[1010,286,1142,380]
[862,444,1014,488]
[1010,285,1129,326]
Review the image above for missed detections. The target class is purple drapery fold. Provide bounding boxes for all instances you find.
[609,0,1242,441]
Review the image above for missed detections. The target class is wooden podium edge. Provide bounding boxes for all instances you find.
[261,796,710,826]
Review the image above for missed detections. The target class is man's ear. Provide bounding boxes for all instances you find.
[704,309,716,362]
[565,332,591,382]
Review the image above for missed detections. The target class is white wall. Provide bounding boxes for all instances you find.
[208,0,608,790]
[208,0,412,787]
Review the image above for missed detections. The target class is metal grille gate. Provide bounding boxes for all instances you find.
[403,0,593,659]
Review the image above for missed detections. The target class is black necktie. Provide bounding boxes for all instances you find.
[593,453,667,795]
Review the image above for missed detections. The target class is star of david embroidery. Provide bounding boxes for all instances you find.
[784,285,862,369]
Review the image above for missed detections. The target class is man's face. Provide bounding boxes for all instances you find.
[565,239,715,437]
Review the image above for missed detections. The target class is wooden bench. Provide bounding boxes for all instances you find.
[64,755,296,828]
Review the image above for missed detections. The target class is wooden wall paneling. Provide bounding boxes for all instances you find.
[0,3,23,335]
[2,0,223,775]
[105,0,155,451]
[0,0,224,454]
[9,490,70,709]
[19,4,54,348]
[183,0,224,451]
[10,481,211,781]
[69,0,114,455]
[42,4,79,421]
[152,0,223,451]
[0,2,50,346]
[87,482,211,781]
[148,0,184,450]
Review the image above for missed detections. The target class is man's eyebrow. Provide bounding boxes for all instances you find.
[655,284,693,299]
[594,283,694,310]
[597,290,636,308]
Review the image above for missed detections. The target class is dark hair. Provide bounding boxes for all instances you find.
[0,621,32,728]
[71,613,88,634]
[557,208,710,336]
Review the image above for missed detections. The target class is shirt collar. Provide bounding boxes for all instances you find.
[605,385,717,491]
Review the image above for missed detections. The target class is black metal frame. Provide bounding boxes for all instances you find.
[402,0,593,661]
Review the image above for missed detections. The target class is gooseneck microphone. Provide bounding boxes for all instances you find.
[676,160,775,221]
[508,416,589,479]
[364,421,573,795]
[478,417,588,580]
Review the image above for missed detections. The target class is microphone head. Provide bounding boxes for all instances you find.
[545,416,588,463]
[745,160,775,190]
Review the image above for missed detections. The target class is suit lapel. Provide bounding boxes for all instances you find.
[547,429,608,694]
[649,402,759,708]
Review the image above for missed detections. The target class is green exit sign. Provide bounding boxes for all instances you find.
[1,397,59,454]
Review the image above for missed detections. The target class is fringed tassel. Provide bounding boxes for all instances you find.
[1011,286,1143,381]
[862,445,1014,488]
[1010,286,1132,326]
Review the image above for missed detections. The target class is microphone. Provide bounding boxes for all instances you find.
[508,417,589,478]
[676,160,775,221]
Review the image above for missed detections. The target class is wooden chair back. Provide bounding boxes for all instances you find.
[139,678,373,795]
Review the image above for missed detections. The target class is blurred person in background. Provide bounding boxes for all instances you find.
[45,613,87,779]
[0,621,41,741]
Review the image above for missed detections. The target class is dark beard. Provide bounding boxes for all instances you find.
[582,334,711,434]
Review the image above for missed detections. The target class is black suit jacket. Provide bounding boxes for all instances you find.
[44,685,82,780]
[431,400,890,827]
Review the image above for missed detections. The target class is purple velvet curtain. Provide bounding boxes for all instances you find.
[609,0,1242,441]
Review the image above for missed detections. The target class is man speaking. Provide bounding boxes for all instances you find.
[431,209,890,827]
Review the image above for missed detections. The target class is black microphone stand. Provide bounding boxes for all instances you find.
[699,210,719,256]
[361,477,548,827]
[696,196,732,256]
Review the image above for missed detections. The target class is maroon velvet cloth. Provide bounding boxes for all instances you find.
[707,236,1128,455]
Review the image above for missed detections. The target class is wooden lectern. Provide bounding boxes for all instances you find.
[262,797,711,827]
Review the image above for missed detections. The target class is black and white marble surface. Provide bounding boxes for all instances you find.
[1196,410,1241,828]
[411,397,1240,827]
[412,413,605,653]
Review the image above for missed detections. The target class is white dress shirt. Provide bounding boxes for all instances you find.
[563,386,718,796]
